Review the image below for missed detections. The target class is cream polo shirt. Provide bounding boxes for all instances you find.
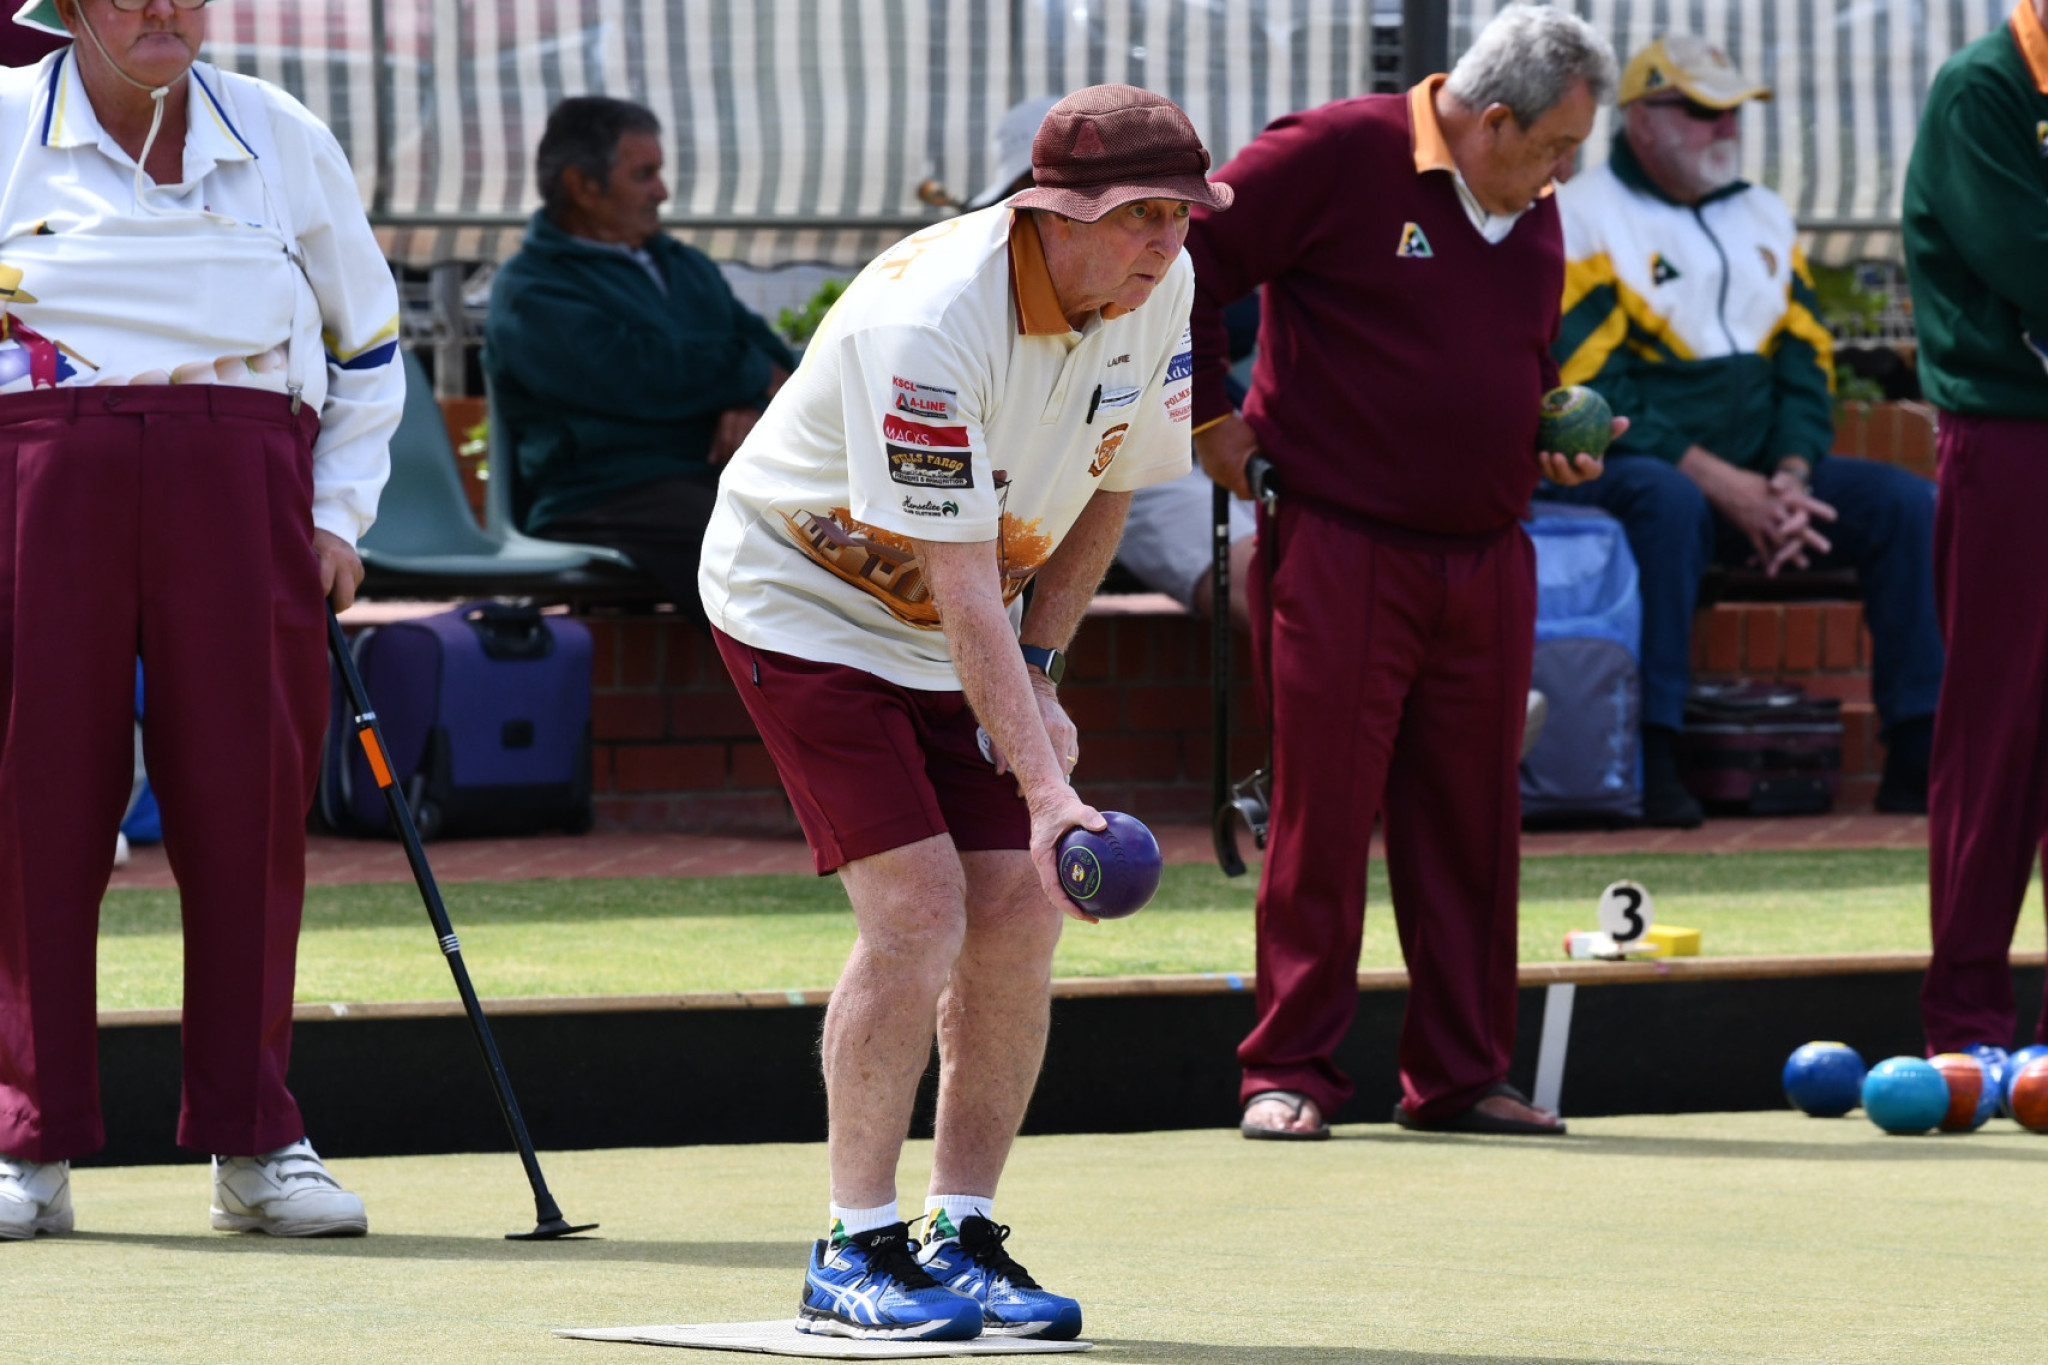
[700,204,1196,691]
[0,50,402,544]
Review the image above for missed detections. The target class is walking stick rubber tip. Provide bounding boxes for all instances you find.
[507,1219,600,1241]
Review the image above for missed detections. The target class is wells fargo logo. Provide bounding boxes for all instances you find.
[1088,422,1129,478]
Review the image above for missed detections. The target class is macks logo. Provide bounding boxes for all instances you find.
[1396,222,1433,258]
[901,494,960,517]
[882,414,971,448]
[1088,422,1129,478]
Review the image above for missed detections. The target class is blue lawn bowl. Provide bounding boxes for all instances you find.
[1056,811,1162,920]
[1862,1057,1951,1135]
[1782,1042,1866,1117]
[2003,1045,2048,1116]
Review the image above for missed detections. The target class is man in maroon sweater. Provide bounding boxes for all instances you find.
[1188,4,1621,1139]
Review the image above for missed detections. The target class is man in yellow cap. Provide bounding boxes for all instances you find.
[1543,35,1943,826]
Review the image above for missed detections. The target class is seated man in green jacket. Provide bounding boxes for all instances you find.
[484,96,793,620]
[1540,37,1943,825]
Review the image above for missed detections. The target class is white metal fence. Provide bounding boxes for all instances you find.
[199,0,1972,270]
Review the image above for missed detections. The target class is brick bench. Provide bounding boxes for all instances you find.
[1690,601,1882,807]
[427,403,1932,832]
[584,596,1266,835]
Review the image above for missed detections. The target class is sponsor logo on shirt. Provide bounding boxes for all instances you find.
[881,414,971,448]
[1096,385,1141,411]
[1650,252,1681,285]
[778,505,1051,631]
[1396,222,1433,258]
[892,377,957,421]
[901,494,962,517]
[1107,353,1131,367]
[1757,246,1777,276]
[1165,386,1191,424]
[1088,422,1129,478]
[1166,351,1193,384]
[887,444,974,489]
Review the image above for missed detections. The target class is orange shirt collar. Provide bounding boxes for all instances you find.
[1407,72,1555,200]
[1409,74,1455,175]
[1008,210,1129,336]
[2014,0,2048,95]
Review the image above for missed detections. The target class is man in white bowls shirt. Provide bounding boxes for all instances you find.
[699,86,1228,1342]
[0,0,402,1241]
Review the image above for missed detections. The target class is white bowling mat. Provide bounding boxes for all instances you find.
[552,1321,1091,1358]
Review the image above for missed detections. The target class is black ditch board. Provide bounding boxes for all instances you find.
[78,966,2044,1167]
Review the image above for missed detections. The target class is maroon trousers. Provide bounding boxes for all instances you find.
[1239,497,1534,1121]
[1922,412,2048,1053]
[0,387,326,1162]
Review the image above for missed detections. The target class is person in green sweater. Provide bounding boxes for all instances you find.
[1902,0,2048,1063]
[483,96,794,621]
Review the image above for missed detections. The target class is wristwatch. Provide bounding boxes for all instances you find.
[1021,644,1067,686]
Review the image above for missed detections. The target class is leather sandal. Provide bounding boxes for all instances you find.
[1392,1082,1566,1136]
[1241,1089,1332,1141]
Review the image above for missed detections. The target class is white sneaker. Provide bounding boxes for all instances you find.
[113,831,131,867]
[0,1153,73,1239]
[211,1138,367,1237]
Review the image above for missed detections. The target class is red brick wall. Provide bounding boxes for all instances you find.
[1689,602,1883,806]
[582,608,1265,833]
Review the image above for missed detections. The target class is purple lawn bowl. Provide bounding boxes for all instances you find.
[1055,811,1162,919]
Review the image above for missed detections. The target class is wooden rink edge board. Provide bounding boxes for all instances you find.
[96,949,2047,1030]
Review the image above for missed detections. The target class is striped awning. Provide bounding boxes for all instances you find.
[1451,0,2013,264]
[204,0,1965,268]
[206,0,1394,270]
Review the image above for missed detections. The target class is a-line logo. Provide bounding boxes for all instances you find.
[1395,222,1432,258]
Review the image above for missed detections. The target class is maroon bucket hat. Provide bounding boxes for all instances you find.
[1009,85,1233,222]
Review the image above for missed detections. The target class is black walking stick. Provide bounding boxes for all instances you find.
[1211,457,1277,876]
[326,606,597,1241]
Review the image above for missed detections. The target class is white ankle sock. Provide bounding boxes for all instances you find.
[922,1193,993,1241]
[829,1199,901,1243]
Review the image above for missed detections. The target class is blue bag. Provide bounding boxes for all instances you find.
[1520,504,1643,824]
[320,603,594,840]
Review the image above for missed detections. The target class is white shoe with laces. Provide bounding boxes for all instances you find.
[0,1153,73,1239]
[211,1138,367,1237]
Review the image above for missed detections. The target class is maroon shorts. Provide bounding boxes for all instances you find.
[713,628,1031,875]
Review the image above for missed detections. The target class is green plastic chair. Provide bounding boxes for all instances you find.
[357,351,639,596]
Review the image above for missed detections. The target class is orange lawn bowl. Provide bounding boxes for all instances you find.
[1930,1052,1993,1131]
[2010,1055,2048,1134]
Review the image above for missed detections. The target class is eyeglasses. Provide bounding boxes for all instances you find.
[108,0,214,10]
[1647,96,1737,122]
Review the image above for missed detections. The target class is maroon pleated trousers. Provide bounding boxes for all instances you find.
[1239,496,1534,1122]
[1921,411,2048,1053]
[0,386,326,1161]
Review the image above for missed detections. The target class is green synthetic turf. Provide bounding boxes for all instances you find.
[10,1112,2048,1363]
[92,849,2044,1010]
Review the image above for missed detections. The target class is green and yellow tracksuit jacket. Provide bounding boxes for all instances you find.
[1552,134,1834,472]
[1904,0,2048,421]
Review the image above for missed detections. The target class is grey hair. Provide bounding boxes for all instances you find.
[1445,4,1618,126]
[536,96,662,220]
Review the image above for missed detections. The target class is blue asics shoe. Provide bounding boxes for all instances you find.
[797,1221,982,1341]
[916,1213,1083,1340]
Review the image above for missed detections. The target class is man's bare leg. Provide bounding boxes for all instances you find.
[826,834,969,1208]
[927,850,1065,1199]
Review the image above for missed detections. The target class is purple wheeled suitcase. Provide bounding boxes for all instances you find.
[320,603,593,840]
[1679,681,1842,815]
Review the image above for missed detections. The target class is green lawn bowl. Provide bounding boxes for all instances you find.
[1536,384,1615,459]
